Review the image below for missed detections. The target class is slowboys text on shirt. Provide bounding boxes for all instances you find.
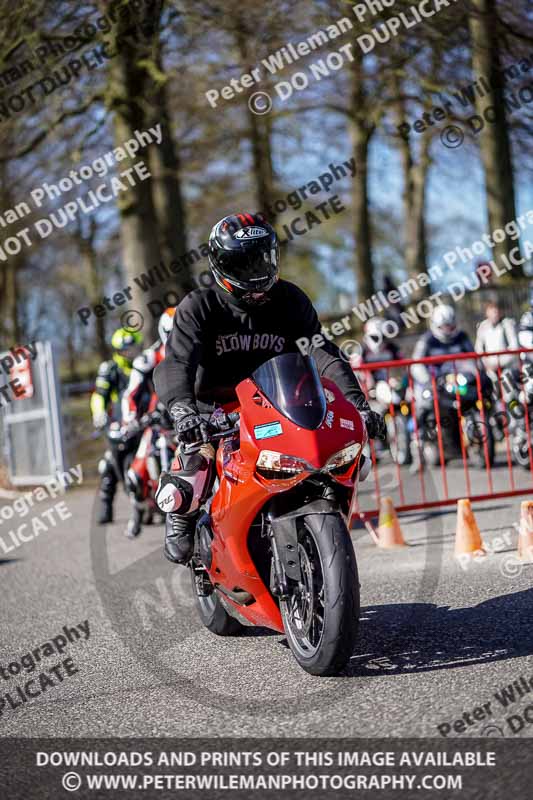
[215,332,286,356]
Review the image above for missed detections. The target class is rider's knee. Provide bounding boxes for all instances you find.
[156,453,214,515]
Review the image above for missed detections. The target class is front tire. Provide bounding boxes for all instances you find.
[280,513,359,676]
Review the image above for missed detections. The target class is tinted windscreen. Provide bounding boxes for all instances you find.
[252,353,326,429]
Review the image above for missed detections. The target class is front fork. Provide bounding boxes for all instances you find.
[267,498,342,601]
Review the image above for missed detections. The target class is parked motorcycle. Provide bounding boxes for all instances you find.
[182,352,366,676]
[418,370,495,468]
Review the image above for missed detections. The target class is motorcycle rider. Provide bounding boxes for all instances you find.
[358,317,401,384]
[411,304,474,385]
[121,308,176,537]
[517,285,533,396]
[518,286,533,354]
[475,299,518,374]
[122,307,176,426]
[410,304,475,467]
[90,327,143,524]
[153,213,386,564]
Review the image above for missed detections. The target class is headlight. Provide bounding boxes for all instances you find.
[324,443,361,472]
[256,450,315,474]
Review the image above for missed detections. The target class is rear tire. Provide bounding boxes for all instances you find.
[190,568,244,636]
[280,513,359,676]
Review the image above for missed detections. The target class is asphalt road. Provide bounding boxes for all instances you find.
[1,454,532,740]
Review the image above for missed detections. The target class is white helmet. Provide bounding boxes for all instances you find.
[430,304,457,343]
[158,307,176,345]
[364,317,386,354]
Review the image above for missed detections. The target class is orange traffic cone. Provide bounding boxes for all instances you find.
[377,496,407,548]
[454,499,485,558]
[517,501,533,562]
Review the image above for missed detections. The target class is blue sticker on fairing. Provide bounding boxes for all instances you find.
[254,421,283,440]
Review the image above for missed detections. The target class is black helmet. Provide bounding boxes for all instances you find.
[208,213,279,304]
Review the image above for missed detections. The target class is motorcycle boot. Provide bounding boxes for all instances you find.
[97,454,118,524]
[164,511,199,564]
[156,452,215,565]
[125,502,144,539]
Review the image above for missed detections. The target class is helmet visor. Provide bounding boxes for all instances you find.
[217,246,278,291]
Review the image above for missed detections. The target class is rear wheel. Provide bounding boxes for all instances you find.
[280,513,359,676]
[190,568,244,636]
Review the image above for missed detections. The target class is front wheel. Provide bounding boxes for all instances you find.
[280,513,359,676]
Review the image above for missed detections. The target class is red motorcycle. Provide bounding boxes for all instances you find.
[189,352,367,676]
[122,408,177,537]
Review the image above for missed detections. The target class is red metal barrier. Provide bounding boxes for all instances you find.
[352,347,533,520]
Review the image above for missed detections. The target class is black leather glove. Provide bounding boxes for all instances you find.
[361,409,387,441]
[169,404,209,446]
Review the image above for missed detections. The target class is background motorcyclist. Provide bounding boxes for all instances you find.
[351,317,403,459]
[90,327,143,524]
[121,308,176,537]
[410,304,475,467]
[518,285,533,356]
[517,285,533,400]
[154,212,385,565]
[358,317,401,384]
[411,304,474,386]
[475,299,518,374]
[121,308,176,426]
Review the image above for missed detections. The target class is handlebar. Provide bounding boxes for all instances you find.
[181,411,240,454]
[106,409,174,444]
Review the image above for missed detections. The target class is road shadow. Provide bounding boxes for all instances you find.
[348,587,533,676]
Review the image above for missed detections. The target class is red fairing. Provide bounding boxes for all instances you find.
[210,376,366,633]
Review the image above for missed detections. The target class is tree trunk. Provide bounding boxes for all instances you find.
[468,0,522,278]
[395,92,431,295]
[105,1,170,340]
[148,44,192,296]
[79,220,108,361]
[235,19,277,221]
[0,160,21,343]
[247,104,277,222]
[348,52,376,302]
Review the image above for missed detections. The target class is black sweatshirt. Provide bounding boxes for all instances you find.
[154,280,370,414]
